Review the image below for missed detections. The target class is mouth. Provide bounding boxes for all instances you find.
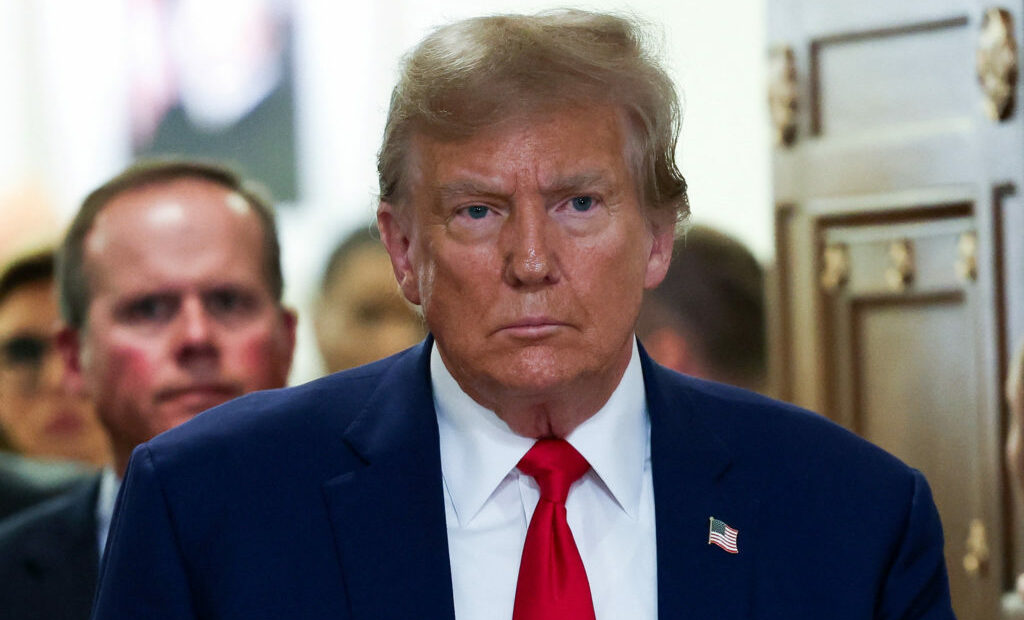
[496,317,570,339]
[157,384,242,413]
[43,411,86,436]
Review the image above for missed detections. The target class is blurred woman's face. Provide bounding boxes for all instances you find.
[0,279,110,467]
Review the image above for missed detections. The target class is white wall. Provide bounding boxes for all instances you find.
[0,0,770,383]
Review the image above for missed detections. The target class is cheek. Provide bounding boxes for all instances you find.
[2,397,39,437]
[229,329,290,387]
[91,342,162,397]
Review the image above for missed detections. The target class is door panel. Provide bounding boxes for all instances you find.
[768,1,1019,617]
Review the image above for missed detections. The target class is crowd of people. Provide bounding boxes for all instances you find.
[0,8,972,620]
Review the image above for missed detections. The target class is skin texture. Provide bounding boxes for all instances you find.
[0,279,111,466]
[379,105,674,438]
[314,244,424,373]
[58,178,296,475]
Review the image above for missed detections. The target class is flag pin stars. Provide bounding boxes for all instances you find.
[708,516,739,554]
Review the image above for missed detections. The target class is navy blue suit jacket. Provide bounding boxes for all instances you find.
[0,475,100,620]
[92,340,954,619]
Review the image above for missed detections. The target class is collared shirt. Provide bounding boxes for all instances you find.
[95,466,119,559]
[433,339,657,620]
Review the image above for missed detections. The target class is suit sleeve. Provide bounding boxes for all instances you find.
[876,469,956,620]
[91,445,198,619]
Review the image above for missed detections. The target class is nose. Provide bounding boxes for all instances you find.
[502,202,561,287]
[37,346,65,392]
[175,297,219,368]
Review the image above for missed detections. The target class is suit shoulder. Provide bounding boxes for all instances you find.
[137,344,429,489]
[148,348,407,454]
[654,369,915,480]
[0,475,98,560]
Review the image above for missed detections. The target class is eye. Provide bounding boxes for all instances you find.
[119,294,178,324]
[355,302,384,325]
[464,205,491,220]
[0,334,50,368]
[570,196,594,212]
[204,287,259,318]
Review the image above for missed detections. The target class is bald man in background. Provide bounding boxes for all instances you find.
[0,159,296,620]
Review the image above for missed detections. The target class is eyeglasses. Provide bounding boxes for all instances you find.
[0,333,53,371]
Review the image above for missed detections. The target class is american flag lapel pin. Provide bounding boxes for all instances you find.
[708,516,739,554]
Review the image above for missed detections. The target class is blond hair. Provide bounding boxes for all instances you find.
[377,9,688,224]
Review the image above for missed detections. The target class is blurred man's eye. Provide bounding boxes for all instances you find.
[0,334,50,368]
[355,303,384,325]
[119,295,178,324]
[204,288,258,318]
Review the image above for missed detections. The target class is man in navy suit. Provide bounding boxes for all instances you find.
[93,10,955,619]
[0,159,297,620]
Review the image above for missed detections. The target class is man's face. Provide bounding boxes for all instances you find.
[62,178,296,472]
[0,278,110,465]
[314,243,424,373]
[380,105,673,425]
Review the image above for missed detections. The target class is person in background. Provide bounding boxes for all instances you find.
[0,159,297,620]
[0,249,108,521]
[636,225,767,393]
[92,11,952,619]
[313,224,425,373]
[0,248,111,468]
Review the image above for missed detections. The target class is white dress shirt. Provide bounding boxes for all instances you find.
[95,466,119,559]
[432,340,657,620]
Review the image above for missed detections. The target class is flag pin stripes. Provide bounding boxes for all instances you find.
[708,516,739,554]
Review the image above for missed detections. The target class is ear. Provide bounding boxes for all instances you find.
[643,224,675,290]
[55,325,87,396]
[378,203,422,305]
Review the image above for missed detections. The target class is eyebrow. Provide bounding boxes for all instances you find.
[437,170,614,201]
[437,180,509,202]
[540,171,612,196]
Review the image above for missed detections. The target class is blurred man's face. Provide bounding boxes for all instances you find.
[63,178,295,473]
[379,105,673,436]
[0,278,110,466]
[314,243,424,373]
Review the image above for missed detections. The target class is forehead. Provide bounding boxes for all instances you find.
[328,244,392,286]
[84,178,267,292]
[0,280,57,334]
[406,105,636,199]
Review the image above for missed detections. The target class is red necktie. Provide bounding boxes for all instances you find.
[513,439,596,620]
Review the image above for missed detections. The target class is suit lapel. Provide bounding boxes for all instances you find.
[642,351,759,620]
[321,340,456,620]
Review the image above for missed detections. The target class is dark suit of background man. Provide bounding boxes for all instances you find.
[0,160,297,620]
[93,11,955,619]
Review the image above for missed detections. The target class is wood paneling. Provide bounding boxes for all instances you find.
[768,1,1021,617]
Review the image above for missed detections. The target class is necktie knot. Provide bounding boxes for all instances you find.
[517,439,590,504]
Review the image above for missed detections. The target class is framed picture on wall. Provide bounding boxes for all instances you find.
[128,0,298,202]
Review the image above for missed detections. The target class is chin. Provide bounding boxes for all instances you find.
[487,348,585,392]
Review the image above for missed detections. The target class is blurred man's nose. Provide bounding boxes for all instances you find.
[37,346,65,391]
[175,297,219,368]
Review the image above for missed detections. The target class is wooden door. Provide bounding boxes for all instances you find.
[768,1,1024,617]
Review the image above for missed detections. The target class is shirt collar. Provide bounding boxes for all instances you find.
[433,339,649,526]
[95,466,120,559]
